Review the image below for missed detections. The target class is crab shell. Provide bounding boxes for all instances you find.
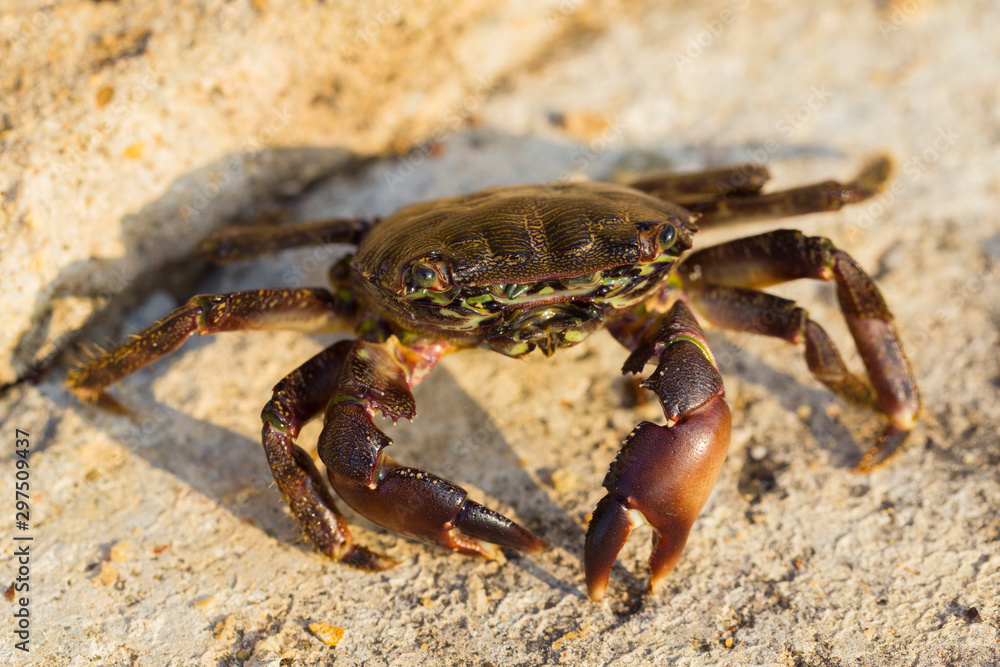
[351,181,698,351]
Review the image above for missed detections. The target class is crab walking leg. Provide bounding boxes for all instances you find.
[623,163,770,206]
[679,230,920,471]
[67,288,351,410]
[635,156,892,228]
[198,218,376,264]
[261,341,395,570]
[588,301,731,601]
[317,337,547,558]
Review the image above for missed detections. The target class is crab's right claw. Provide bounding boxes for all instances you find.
[308,338,547,562]
[584,398,731,601]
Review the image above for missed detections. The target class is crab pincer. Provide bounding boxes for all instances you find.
[322,401,546,557]
[318,337,547,559]
[586,301,731,601]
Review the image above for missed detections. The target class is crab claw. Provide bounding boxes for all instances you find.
[332,459,547,558]
[322,401,546,559]
[584,398,731,601]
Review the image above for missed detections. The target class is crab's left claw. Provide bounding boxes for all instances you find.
[588,301,731,601]
[585,400,731,601]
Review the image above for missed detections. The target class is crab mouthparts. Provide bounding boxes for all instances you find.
[482,271,606,305]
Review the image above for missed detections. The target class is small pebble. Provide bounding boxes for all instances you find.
[94,562,118,586]
[309,622,345,647]
[109,539,133,562]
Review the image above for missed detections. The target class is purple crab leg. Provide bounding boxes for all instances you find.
[67,288,352,412]
[589,301,731,601]
[262,342,396,570]
[679,229,920,471]
[317,337,547,558]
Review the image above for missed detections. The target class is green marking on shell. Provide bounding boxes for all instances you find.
[668,334,716,366]
[503,342,532,356]
[506,283,532,300]
[405,287,456,304]
[400,249,681,339]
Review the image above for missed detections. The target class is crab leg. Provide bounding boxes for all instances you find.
[679,229,919,471]
[317,337,547,558]
[198,218,375,264]
[68,288,351,411]
[588,301,731,601]
[624,163,769,206]
[262,342,395,570]
[630,156,891,228]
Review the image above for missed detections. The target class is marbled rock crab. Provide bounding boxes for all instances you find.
[69,157,919,601]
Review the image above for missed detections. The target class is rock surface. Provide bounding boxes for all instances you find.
[2,1,998,665]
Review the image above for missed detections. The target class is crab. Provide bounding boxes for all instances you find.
[68,156,919,601]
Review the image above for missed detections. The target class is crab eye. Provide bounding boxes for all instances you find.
[412,262,438,288]
[658,224,677,250]
[407,259,453,292]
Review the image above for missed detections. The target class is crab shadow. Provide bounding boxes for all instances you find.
[707,333,872,469]
[5,145,362,389]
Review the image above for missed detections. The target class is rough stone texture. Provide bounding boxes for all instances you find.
[2,0,999,665]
